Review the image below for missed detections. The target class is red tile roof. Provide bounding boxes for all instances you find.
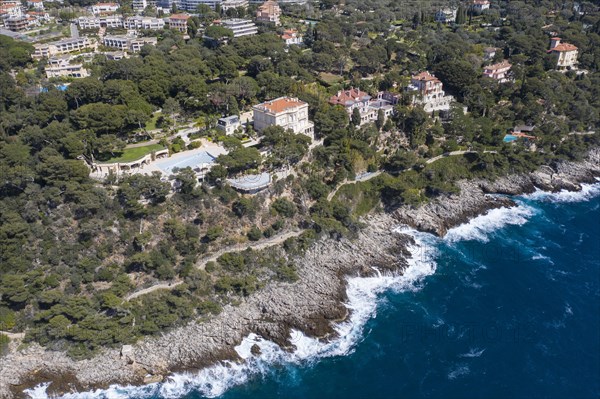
[170,13,191,20]
[411,71,441,83]
[256,97,306,113]
[328,88,370,106]
[485,60,511,71]
[549,42,578,52]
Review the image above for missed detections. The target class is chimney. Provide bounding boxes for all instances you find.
[550,37,561,49]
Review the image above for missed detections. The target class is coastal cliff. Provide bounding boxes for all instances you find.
[2,148,599,399]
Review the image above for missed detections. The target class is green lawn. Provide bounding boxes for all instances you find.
[145,113,161,131]
[319,72,344,85]
[101,144,166,164]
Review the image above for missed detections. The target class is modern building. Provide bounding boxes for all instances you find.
[407,71,454,113]
[132,0,147,11]
[4,16,31,31]
[221,18,257,37]
[178,0,221,11]
[124,16,165,29]
[548,37,578,70]
[328,88,397,126]
[26,10,51,23]
[77,15,123,29]
[168,13,190,32]
[0,1,22,19]
[227,172,271,193]
[217,115,242,135]
[483,60,512,82]
[33,37,94,59]
[281,28,302,45]
[255,0,280,25]
[253,96,314,137]
[435,8,457,23]
[221,0,247,10]
[27,0,45,10]
[90,2,119,15]
[472,0,490,12]
[45,56,89,78]
[103,35,157,52]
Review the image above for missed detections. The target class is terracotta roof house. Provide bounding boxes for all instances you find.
[548,37,578,70]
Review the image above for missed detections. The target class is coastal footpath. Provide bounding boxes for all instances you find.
[1,148,599,398]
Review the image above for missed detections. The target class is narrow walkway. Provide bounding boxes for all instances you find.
[0,331,25,340]
[125,281,184,301]
[327,150,498,201]
[327,171,383,201]
[196,230,304,270]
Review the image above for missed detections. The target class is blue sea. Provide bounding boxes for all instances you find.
[29,184,600,399]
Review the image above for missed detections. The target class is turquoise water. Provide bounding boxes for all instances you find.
[27,184,600,399]
[503,134,517,142]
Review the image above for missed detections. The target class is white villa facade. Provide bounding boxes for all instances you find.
[407,71,454,113]
[253,97,314,137]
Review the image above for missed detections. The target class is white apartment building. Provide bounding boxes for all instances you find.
[33,37,95,59]
[4,16,34,32]
[132,0,147,11]
[548,37,578,70]
[124,16,165,29]
[0,1,22,19]
[255,0,280,25]
[27,0,45,10]
[472,0,490,12]
[45,56,89,78]
[77,15,122,29]
[178,0,221,11]
[221,0,247,10]
[90,2,119,15]
[407,71,454,113]
[168,13,190,32]
[103,35,157,52]
[483,60,512,83]
[253,97,314,138]
[221,18,257,37]
[217,115,242,135]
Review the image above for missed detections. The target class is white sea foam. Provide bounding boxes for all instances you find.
[447,364,470,380]
[523,182,600,203]
[459,348,486,358]
[26,229,439,399]
[444,204,535,243]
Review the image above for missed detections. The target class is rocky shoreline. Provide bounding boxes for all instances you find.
[2,148,599,399]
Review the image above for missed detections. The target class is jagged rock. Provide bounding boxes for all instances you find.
[250,344,261,356]
[1,148,599,399]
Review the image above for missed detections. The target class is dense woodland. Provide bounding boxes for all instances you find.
[1,0,600,357]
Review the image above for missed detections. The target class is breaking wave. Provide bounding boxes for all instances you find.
[522,182,600,203]
[444,203,536,243]
[25,230,439,399]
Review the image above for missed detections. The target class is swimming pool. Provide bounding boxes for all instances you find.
[503,134,517,142]
[155,151,216,175]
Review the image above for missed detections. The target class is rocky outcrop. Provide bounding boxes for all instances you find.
[395,149,600,236]
[2,148,599,399]
[1,215,412,399]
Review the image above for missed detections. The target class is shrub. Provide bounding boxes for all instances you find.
[271,198,296,218]
[247,226,262,241]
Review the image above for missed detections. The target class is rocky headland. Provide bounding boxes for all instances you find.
[1,148,599,399]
